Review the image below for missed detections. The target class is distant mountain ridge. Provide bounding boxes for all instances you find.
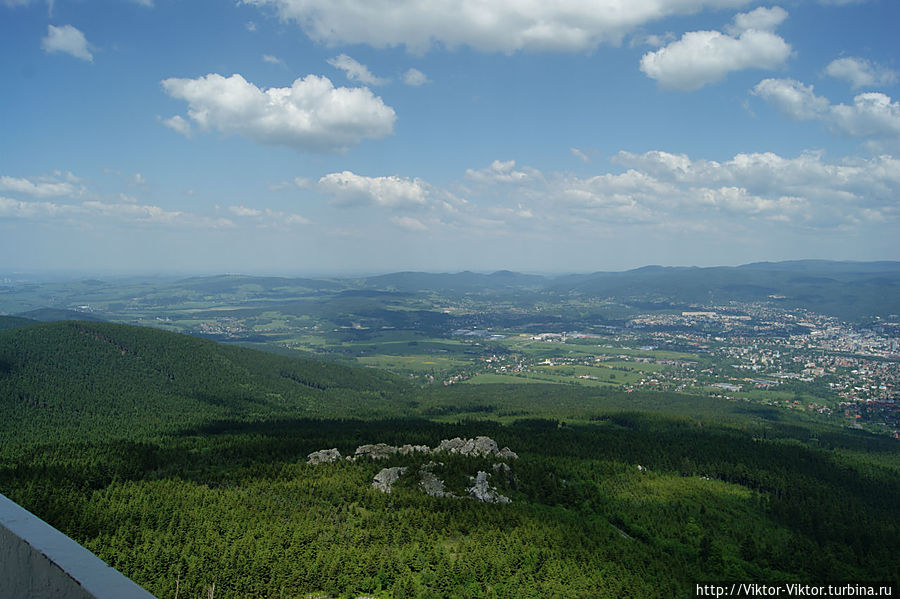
[6,260,899,322]
[349,261,900,319]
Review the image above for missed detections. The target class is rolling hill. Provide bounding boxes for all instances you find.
[0,320,411,443]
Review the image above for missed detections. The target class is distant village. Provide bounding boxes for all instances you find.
[452,303,899,438]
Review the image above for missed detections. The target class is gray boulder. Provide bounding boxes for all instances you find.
[434,437,466,454]
[354,443,398,460]
[372,466,407,494]
[434,436,503,457]
[399,444,430,455]
[497,447,518,460]
[467,471,511,504]
[307,448,342,465]
[472,436,499,456]
[419,462,453,498]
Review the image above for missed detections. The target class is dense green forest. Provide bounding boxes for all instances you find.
[0,320,897,598]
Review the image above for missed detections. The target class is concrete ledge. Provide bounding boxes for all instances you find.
[0,493,156,599]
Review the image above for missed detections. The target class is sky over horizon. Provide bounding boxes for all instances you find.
[1,0,898,275]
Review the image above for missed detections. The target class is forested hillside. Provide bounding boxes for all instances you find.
[0,321,897,598]
[0,320,410,443]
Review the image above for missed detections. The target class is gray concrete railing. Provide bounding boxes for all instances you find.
[0,492,157,599]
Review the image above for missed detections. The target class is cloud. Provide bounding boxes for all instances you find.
[0,174,81,198]
[0,196,81,219]
[753,78,900,138]
[327,54,389,86]
[160,115,192,137]
[403,68,429,86]
[317,171,431,209]
[228,204,310,226]
[228,205,262,217]
[41,24,93,62]
[262,54,284,65]
[81,200,184,224]
[570,148,590,163]
[465,160,539,183]
[825,57,898,90]
[241,0,755,53]
[725,5,788,35]
[640,8,791,91]
[161,73,396,152]
[391,216,428,231]
[0,196,234,228]
[611,149,900,225]
[458,150,900,231]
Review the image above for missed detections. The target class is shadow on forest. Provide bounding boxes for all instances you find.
[2,413,898,586]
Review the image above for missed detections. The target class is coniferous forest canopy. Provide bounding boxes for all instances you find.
[0,263,898,598]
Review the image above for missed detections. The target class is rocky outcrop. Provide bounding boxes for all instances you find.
[352,443,430,460]
[307,448,341,465]
[497,447,518,460]
[399,444,431,455]
[433,436,518,459]
[308,436,517,503]
[467,471,510,504]
[419,462,453,498]
[354,443,398,460]
[372,467,407,494]
[309,437,516,464]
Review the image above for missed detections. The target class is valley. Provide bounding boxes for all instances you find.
[0,262,898,598]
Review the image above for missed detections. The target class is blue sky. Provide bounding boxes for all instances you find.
[1,0,898,275]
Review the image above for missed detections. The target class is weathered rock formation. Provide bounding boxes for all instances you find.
[306,448,341,465]
[307,437,517,463]
[434,436,507,458]
[353,443,398,460]
[467,471,510,504]
[372,467,407,494]
[307,436,518,503]
[419,462,453,498]
[352,443,432,460]
[496,447,518,460]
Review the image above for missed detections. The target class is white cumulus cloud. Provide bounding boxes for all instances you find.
[640,8,791,91]
[459,150,900,230]
[403,68,429,86]
[317,171,429,208]
[161,73,396,153]
[327,54,389,86]
[825,57,898,90]
[160,115,192,137]
[241,0,755,53]
[753,78,900,138]
[465,160,539,184]
[725,6,788,35]
[611,149,900,225]
[41,24,93,62]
